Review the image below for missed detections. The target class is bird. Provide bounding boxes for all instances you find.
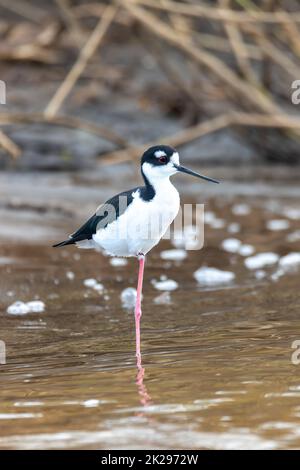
[53,145,219,366]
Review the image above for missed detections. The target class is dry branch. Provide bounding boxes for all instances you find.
[55,0,85,46]
[0,113,128,148]
[132,0,300,24]
[44,4,117,118]
[242,23,300,80]
[0,0,45,24]
[99,112,300,165]
[122,1,283,116]
[219,0,258,84]
[0,129,21,159]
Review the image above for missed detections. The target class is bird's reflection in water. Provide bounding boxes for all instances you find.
[136,357,152,408]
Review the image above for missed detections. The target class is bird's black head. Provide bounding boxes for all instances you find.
[141,145,177,167]
[140,144,220,185]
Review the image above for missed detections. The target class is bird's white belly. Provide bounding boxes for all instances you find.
[93,186,180,257]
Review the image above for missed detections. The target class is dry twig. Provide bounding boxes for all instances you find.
[44,4,117,118]
[0,129,21,159]
[132,0,300,24]
[122,1,282,115]
[0,112,128,148]
[99,112,300,165]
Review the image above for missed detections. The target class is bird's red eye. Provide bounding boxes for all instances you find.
[159,156,167,164]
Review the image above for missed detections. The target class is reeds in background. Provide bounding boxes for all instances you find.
[0,0,300,166]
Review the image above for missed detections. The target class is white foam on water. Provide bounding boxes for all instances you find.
[266,219,290,231]
[285,208,300,220]
[153,291,172,305]
[194,267,235,286]
[0,413,43,419]
[14,402,44,407]
[82,399,100,408]
[255,270,266,280]
[221,238,241,253]
[83,278,98,288]
[120,287,138,309]
[7,300,45,315]
[66,271,75,280]
[227,222,240,234]
[244,253,279,270]
[210,219,225,229]
[271,268,285,282]
[7,301,30,315]
[0,257,15,266]
[204,211,225,229]
[26,301,45,313]
[172,226,200,250]
[110,257,128,267]
[238,244,255,257]
[93,283,104,292]
[287,230,300,243]
[83,278,104,292]
[232,203,250,216]
[160,249,187,261]
[204,211,216,224]
[279,253,300,269]
[152,279,178,291]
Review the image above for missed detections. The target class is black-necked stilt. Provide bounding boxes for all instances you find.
[53,145,219,365]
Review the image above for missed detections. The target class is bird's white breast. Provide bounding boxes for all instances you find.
[93,181,180,257]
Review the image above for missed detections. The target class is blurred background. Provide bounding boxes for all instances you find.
[1,0,300,170]
[1,0,300,451]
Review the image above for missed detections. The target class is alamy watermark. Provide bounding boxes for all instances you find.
[291,340,300,365]
[94,199,205,250]
[0,80,6,104]
[0,340,6,364]
[291,80,300,105]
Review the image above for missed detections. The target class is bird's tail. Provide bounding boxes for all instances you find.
[52,238,74,248]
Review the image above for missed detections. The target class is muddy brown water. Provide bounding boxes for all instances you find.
[1,175,300,449]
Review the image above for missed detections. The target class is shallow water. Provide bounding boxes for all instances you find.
[1,188,300,449]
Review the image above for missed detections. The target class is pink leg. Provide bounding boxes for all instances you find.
[135,254,145,368]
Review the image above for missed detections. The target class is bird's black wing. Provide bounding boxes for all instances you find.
[53,187,139,247]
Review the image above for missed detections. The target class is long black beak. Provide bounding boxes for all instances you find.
[174,164,220,184]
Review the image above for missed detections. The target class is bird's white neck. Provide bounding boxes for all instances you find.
[141,161,178,194]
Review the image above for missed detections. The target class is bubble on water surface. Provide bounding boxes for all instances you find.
[227,222,240,234]
[287,230,300,243]
[7,300,45,315]
[279,252,300,269]
[244,253,279,270]
[221,238,241,253]
[152,279,178,291]
[0,413,43,419]
[14,402,44,407]
[204,211,216,224]
[238,244,255,257]
[160,249,187,261]
[83,278,98,288]
[153,291,172,305]
[232,203,250,216]
[266,219,290,231]
[172,225,201,250]
[194,267,235,286]
[121,287,138,309]
[26,301,45,313]
[7,301,30,315]
[66,271,75,280]
[82,399,100,408]
[210,219,225,229]
[110,257,128,267]
[285,208,300,220]
[83,278,104,293]
[255,270,266,280]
